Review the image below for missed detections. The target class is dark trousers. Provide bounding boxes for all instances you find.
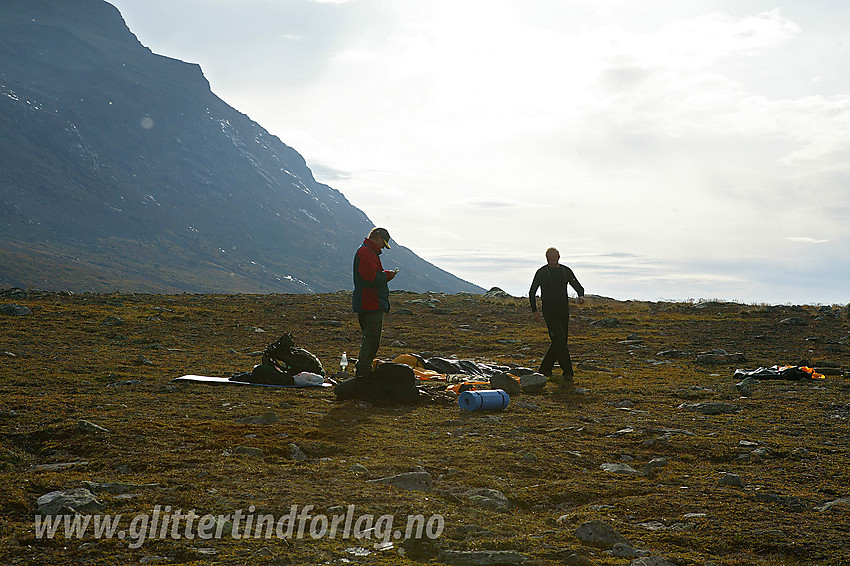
[356,310,384,376]
[540,307,573,378]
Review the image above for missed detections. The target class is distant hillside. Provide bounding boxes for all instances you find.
[0,0,484,294]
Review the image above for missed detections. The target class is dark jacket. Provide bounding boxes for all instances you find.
[529,264,584,315]
[353,238,390,313]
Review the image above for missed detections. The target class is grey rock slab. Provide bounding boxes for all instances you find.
[656,349,690,358]
[367,471,433,492]
[468,488,512,511]
[139,557,170,565]
[37,488,105,515]
[815,498,850,512]
[78,420,110,434]
[600,463,640,475]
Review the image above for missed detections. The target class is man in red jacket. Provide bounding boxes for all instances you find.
[352,227,398,377]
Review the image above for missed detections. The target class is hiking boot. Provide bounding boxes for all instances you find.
[538,368,553,378]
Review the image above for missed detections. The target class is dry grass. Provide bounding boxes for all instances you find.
[1,291,848,565]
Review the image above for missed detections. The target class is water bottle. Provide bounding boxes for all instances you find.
[340,351,348,372]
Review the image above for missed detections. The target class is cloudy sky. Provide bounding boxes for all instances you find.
[108,0,850,304]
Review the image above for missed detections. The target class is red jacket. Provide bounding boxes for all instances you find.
[352,238,390,312]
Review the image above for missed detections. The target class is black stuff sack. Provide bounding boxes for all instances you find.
[333,375,366,401]
[230,364,295,386]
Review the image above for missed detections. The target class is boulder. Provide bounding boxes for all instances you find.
[489,372,521,396]
[288,444,307,461]
[519,373,548,394]
[574,519,631,549]
[467,488,511,511]
[719,473,744,487]
[37,488,105,515]
[483,288,513,299]
[0,304,31,316]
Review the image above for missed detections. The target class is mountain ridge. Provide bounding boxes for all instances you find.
[0,0,484,294]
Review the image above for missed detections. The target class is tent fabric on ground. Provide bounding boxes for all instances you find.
[733,366,825,381]
[387,354,535,382]
[388,355,446,381]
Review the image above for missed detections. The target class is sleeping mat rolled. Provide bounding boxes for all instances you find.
[458,389,510,411]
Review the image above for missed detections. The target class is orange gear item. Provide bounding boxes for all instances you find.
[388,354,447,381]
[447,381,490,394]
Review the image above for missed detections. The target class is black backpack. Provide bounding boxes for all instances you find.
[334,363,421,404]
[230,333,323,385]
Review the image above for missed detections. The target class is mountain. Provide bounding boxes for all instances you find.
[0,0,484,295]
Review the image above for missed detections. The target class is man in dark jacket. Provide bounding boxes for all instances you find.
[529,247,584,384]
[352,227,397,377]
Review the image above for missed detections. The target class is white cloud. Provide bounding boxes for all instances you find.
[786,237,829,244]
[109,0,850,303]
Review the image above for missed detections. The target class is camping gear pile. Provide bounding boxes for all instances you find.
[230,333,325,386]
[333,354,538,405]
[733,365,826,381]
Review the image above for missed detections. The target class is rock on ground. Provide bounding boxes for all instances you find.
[0,304,32,315]
[37,488,105,515]
[574,519,631,549]
[519,373,548,394]
[367,471,433,492]
[438,550,527,565]
[678,402,741,415]
[490,372,521,395]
